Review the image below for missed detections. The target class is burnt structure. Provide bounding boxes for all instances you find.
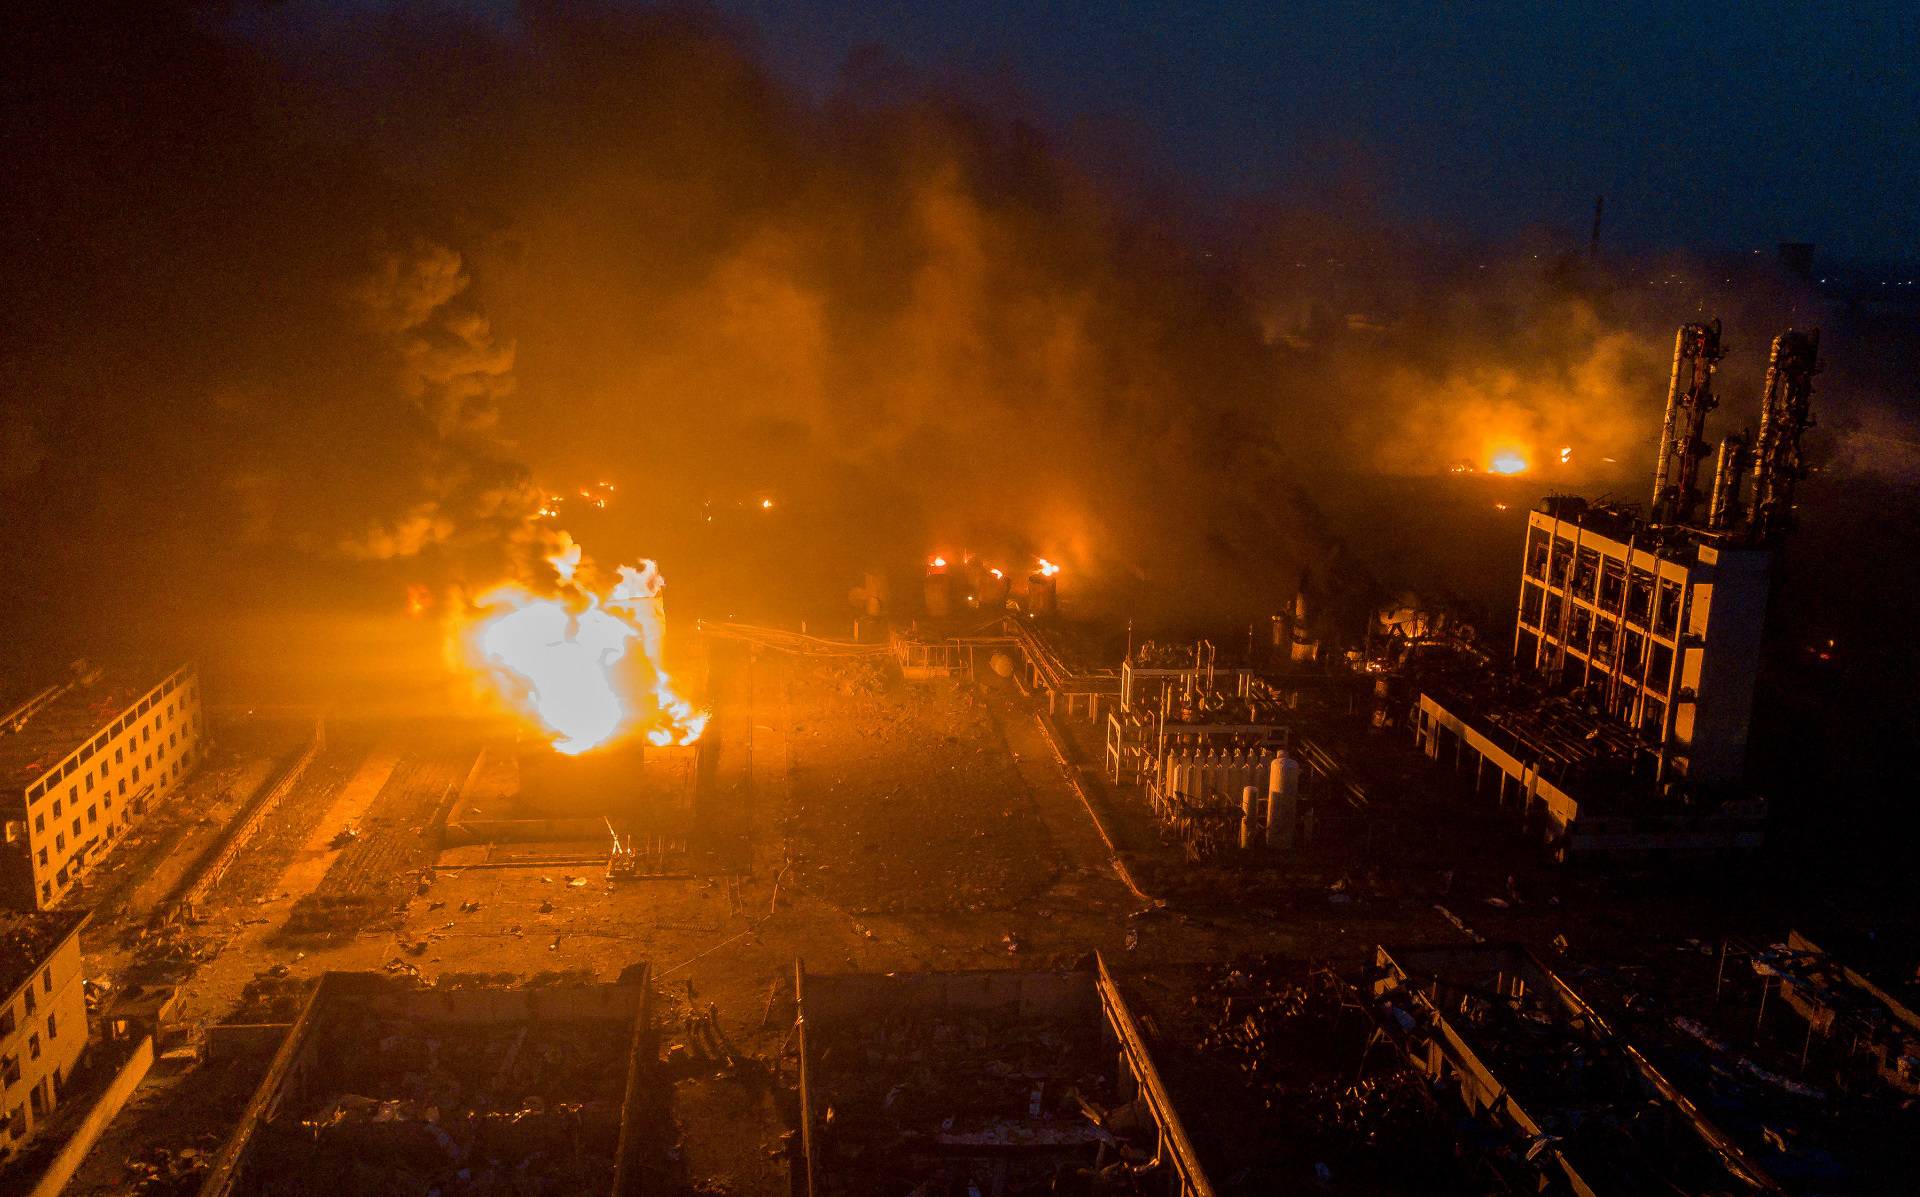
[796,959,1214,1196]
[196,969,659,1197]
[1,661,204,909]
[1410,321,1819,853]
[1372,942,1782,1194]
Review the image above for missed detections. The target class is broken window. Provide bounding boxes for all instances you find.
[1591,618,1616,662]
[1626,568,1654,625]
[1649,642,1674,686]
[1573,549,1600,601]
[1598,561,1625,608]
[1520,583,1544,627]
[1550,537,1574,587]
[1655,580,1682,637]
[1568,607,1592,653]
[1544,592,1564,637]
[1525,527,1551,579]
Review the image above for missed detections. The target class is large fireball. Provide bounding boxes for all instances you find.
[467,546,707,754]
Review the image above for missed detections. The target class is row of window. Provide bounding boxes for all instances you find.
[1,958,65,1142]
[31,749,192,904]
[1524,532,1688,637]
[30,730,192,833]
[21,674,197,805]
[1523,589,1679,670]
[1515,628,1671,736]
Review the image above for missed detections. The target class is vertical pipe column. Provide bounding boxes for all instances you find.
[1651,325,1689,513]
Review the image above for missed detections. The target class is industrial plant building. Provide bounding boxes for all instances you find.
[0,662,204,909]
[1411,324,1817,852]
[0,909,90,1161]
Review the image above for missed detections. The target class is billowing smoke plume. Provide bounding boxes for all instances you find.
[339,243,533,562]
[1,0,1912,664]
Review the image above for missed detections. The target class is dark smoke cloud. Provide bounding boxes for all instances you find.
[2,0,1911,665]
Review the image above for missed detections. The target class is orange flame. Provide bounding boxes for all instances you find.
[1488,452,1527,475]
[467,544,707,754]
[1036,558,1060,577]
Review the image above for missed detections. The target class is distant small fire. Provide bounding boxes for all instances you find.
[463,542,707,754]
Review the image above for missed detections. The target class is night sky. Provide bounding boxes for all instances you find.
[263,0,1920,260]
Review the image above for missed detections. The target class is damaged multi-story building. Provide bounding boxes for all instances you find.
[1410,323,1818,854]
[0,909,90,1159]
[0,661,205,908]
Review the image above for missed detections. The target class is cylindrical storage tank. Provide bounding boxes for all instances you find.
[1026,564,1059,617]
[978,567,1011,608]
[923,558,952,619]
[1240,785,1260,849]
[859,569,889,616]
[1174,760,1197,804]
[1267,753,1302,848]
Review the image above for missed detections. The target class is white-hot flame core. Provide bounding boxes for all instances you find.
[471,549,707,754]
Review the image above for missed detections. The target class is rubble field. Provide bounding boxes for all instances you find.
[238,1008,634,1196]
[278,746,471,942]
[785,663,1063,915]
[1120,958,1493,1195]
[804,979,1139,1196]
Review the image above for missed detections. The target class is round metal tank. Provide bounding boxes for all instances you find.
[923,560,952,619]
[1025,572,1058,617]
[977,568,1011,608]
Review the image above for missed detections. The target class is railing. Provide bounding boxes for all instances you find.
[1095,953,1216,1197]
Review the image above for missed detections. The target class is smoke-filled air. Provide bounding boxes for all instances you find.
[2,1,1911,684]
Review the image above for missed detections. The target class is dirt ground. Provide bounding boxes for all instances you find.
[784,663,1062,914]
[25,640,1845,1196]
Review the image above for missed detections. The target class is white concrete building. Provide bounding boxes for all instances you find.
[1,663,204,910]
[0,909,89,1159]
[1513,498,1771,784]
